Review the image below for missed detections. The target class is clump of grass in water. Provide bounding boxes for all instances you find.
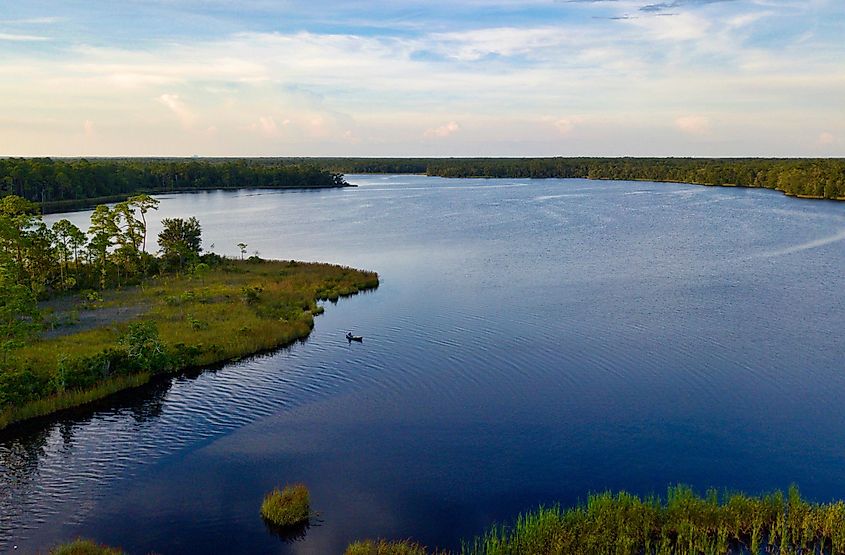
[345,539,431,555]
[49,538,124,555]
[260,483,311,528]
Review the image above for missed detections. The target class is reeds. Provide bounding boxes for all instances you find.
[0,373,151,429]
[461,485,845,555]
[353,485,845,555]
[345,539,431,555]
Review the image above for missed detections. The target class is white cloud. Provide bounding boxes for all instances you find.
[624,12,711,42]
[0,2,843,156]
[0,17,61,25]
[258,116,277,135]
[427,27,572,61]
[675,115,711,135]
[817,131,836,146]
[727,11,773,29]
[425,121,460,138]
[0,32,49,41]
[554,117,586,135]
[157,94,197,128]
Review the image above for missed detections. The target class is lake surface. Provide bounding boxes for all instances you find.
[3,175,845,553]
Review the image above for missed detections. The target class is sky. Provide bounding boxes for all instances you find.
[0,0,843,157]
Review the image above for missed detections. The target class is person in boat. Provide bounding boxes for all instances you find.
[346,332,353,340]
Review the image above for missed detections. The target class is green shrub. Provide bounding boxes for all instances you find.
[260,483,311,527]
[187,314,208,330]
[0,367,45,407]
[241,285,263,305]
[118,321,170,373]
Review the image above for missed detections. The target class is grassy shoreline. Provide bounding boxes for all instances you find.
[0,259,378,431]
[348,485,845,554]
[49,484,845,554]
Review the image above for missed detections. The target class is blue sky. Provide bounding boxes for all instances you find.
[0,0,843,156]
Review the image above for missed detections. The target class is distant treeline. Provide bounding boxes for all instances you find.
[0,158,347,212]
[303,157,845,200]
[3,158,844,208]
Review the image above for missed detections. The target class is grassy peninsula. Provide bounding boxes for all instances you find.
[0,194,378,430]
[0,257,377,430]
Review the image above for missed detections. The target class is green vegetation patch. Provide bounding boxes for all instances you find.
[50,538,124,555]
[350,485,845,555]
[260,483,312,528]
[346,539,432,555]
[0,259,378,429]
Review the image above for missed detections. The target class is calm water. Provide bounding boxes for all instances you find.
[3,175,845,553]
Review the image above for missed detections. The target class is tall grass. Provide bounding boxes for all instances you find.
[0,259,378,430]
[0,373,151,429]
[352,485,845,555]
[346,539,432,555]
[49,538,124,555]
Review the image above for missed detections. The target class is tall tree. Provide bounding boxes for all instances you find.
[112,201,143,280]
[88,205,118,289]
[0,266,39,365]
[24,222,55,296]
[0,195,39,287]
[126,194,159,254]
[158,217,202,271]
[52,219,86,290]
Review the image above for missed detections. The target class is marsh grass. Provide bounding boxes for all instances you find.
[260,483,311,528]
[0,373,151,430]
[351,485,845,555]
[345,539,432,555]
[0,259,378,429]
[48,538,124,555]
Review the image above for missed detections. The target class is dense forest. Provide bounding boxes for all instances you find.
[2,158,843,210]
[0,158,347,211]
[304,157,845,200]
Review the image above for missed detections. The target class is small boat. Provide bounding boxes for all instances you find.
[346,332,363,342]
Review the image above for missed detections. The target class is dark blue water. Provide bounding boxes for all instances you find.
[3,175,845,553]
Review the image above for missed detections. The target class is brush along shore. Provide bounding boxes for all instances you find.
[0,258,378,430]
